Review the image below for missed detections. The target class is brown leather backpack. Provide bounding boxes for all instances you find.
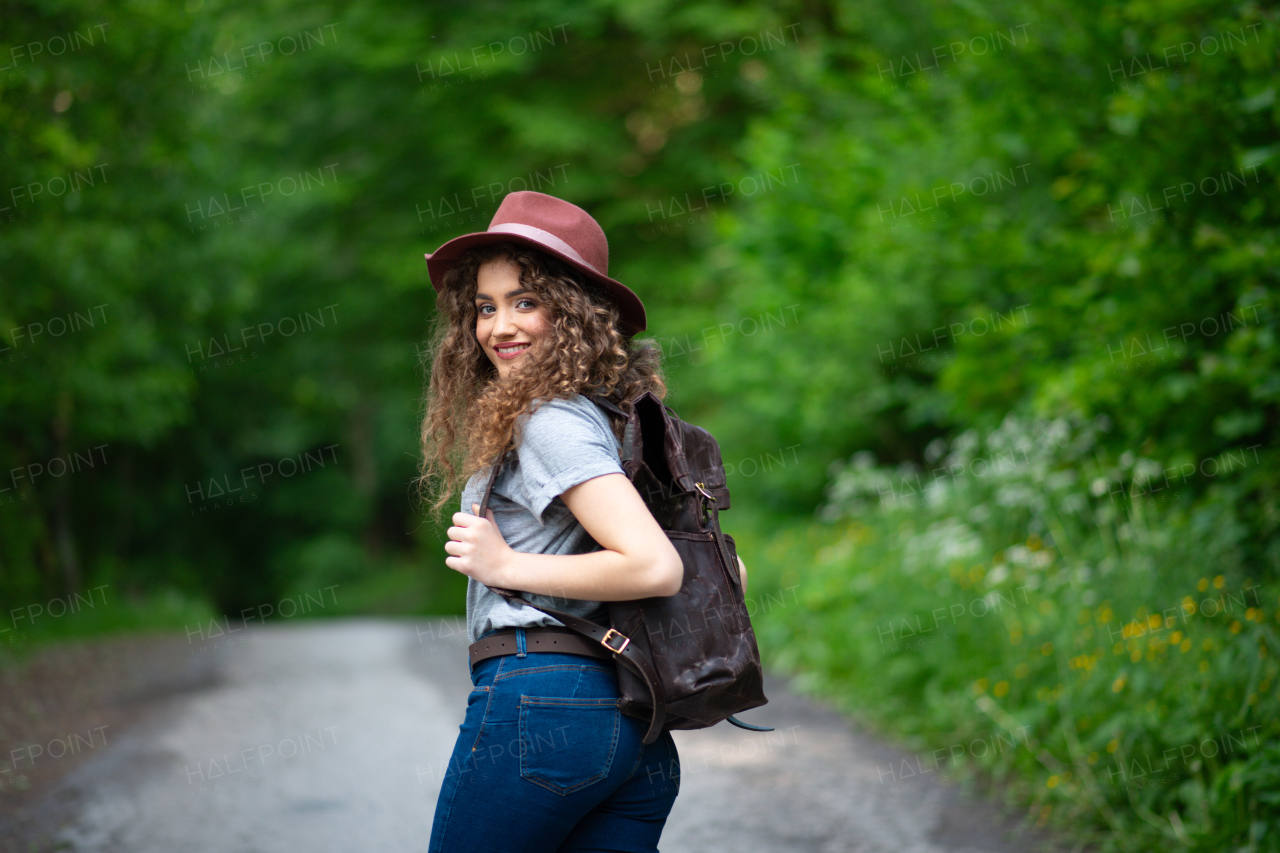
[480,391,770,744]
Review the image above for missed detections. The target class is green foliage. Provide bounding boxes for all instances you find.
[0,587,214,668]
[686,0,1278,527]
[2,0,1277,843]
[1,0,795,614]
[747,416,1278,851]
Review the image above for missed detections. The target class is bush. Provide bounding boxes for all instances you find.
[751,413,1279,852]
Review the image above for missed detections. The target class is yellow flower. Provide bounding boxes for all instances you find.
[1170,631,1182,644]
[1182,597,1196,615]
[1112,676,1126,692]
[973,678,989,694]
[1041,641,1054,656]
[1147,613,1162,630]
[1202,637,1214,651]
[1199,660,1210,673]
[1230,621,1243,633]
[1015,663,1031,678]
[1130,648,1142,662]
[1213,575,1225,589]
[1180,638,1192,652]
[1047,775,1059,788]
[1106,738,1119,753]
[1087,752,1098,765]
[1098,605,1113,624]
[994,680,1010,697]
[1197,578,1209,592]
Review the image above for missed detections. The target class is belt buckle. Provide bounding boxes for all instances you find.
[600,628,631,655]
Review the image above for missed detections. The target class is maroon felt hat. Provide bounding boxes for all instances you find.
[424,191,647,335]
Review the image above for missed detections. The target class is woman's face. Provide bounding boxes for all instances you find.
[474,256,553,380]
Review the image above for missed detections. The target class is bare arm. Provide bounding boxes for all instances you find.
[444,472,683,600]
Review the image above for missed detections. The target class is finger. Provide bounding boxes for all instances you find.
[484,508,498,524]
[471,503,481,516]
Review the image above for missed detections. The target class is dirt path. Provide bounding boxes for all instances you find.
[1,619,1063,852]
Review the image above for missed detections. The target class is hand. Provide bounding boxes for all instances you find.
[444,503,513,587]
[737,556,748,594]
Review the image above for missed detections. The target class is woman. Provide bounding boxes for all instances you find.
[418,190,701,852]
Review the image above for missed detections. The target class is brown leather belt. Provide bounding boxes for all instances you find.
[468,627,616,670]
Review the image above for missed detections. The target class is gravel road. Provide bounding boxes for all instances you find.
[23,619,1058,852]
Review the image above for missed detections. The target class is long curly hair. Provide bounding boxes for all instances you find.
[417,242,665,515]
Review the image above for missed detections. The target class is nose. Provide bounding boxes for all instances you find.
[491,305,517,338]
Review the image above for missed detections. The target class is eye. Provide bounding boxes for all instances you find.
[476,304,494,315]
[517,298,537,310]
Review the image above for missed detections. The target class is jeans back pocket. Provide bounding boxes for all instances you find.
[519,696,620,796]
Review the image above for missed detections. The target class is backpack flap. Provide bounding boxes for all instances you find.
[630,392,732,510]
[676,420,731,510]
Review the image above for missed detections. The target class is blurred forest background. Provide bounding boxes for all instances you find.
[1,0,1277,850]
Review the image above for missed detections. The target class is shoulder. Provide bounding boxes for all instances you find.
[511,395,624,516]
[520,395,613,441]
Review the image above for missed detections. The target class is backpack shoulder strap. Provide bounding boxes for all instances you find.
[478,458,502,515]
[587,393,626,418]
[588,394,635,463]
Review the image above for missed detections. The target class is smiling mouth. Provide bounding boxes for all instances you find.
[494,343,530,359]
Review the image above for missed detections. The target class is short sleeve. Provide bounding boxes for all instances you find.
[513,396,624,524]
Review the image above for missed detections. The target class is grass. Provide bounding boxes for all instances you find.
[0,587,216,669]
[734,414,1280,853]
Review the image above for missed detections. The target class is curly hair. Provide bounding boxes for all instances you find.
[416,242,666,515]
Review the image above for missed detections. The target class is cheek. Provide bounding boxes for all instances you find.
[530,313,554,340]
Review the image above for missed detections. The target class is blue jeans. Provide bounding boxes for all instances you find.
[428,628,681,853]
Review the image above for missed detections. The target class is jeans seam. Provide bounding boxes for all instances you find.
[469,654,505,754]
[433,685,499,852]
[494,662,612,681]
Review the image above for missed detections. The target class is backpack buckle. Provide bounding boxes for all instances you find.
[695,481,717,524]
[600,628,631,654]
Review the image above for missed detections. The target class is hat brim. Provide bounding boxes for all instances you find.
[426,231,647,336]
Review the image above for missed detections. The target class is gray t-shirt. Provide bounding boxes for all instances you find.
[461,394,625,643]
